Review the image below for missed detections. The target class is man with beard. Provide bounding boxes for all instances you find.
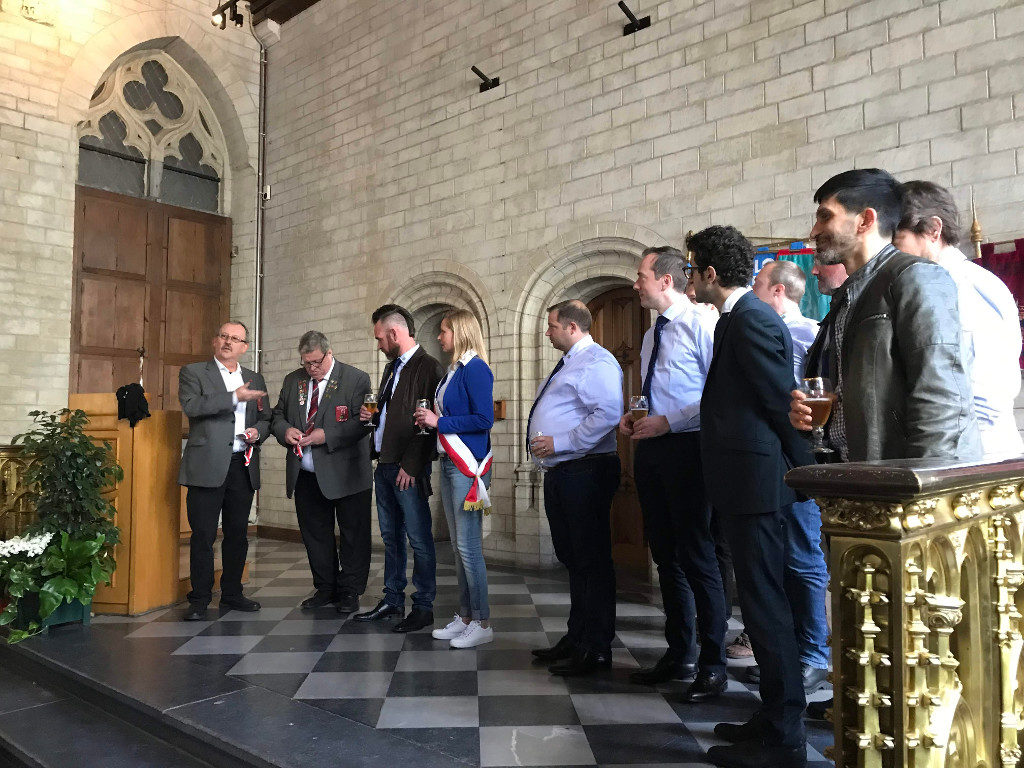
[791,168,981,462]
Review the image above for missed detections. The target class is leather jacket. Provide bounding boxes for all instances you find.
[805,246,982,462]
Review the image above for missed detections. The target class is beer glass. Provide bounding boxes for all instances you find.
[363,392,378,419]
[415,399,431,435]
[629,395,649,422]
[800,377,835,455]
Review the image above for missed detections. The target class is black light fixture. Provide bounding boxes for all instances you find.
[617,1,650,35]
[211,1,243,30]
[471,66,500,93]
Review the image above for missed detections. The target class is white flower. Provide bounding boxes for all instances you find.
[0,531,53,559]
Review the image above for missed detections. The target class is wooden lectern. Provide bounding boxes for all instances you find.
[69,394,181,615]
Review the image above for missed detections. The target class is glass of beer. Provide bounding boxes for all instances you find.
[629,395,649,423]
[363,392,378,419]
[800,377,836,455]
[415,398,431,435]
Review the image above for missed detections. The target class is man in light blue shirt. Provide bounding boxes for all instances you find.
[753,260,820,384]
[527,300,623,677]
[619,245,729,702]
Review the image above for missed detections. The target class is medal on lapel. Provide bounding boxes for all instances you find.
[298,380,307,408]
[336,405,348,422]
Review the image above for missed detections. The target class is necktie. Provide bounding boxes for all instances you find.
[378,358,403,413]
[295,378,321,458]
[641,315,670,411]
[525,357,565,451]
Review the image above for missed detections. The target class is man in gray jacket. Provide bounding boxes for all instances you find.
[179,321,269,621]
[272,331,373,615]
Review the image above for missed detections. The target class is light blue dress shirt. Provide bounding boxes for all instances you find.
[374,344,419,454]
[782,311,819,384]
[640,298,717,433]
[528,335,623,466]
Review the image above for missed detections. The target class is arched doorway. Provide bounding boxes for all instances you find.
[587,285,650,576]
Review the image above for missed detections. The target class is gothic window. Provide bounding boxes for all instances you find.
[77,52,227,214]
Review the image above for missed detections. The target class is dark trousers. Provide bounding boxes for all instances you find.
[186,452,253,607]
[722,505,807,748]
[294,470,372,598]
[543,453,620,654]
[634,432,727,673]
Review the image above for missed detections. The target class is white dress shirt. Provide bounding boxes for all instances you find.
[720,286,752,314]
[936,245,1023,459]
[781,311,820,385]
[214,358,247,453]
[301,358,335,472]
[374,344,420,454]
[640,298,716,433]
[528,335,623,465]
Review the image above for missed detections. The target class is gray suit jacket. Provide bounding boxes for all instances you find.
[178,360,271,489]
[271,361,372,500]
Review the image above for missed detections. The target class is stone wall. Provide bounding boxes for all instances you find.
[0,0,260,441]
[257,0,1024,566]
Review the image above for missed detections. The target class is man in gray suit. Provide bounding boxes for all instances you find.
[272,331,373,615]
[179,321,270,622]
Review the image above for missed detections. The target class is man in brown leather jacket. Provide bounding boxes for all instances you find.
[792,168,981,462]
[354,304,444,633]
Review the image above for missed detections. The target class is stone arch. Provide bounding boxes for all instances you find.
[57,12,258,212]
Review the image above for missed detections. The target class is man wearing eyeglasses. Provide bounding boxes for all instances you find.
[179,322,269,622]
[271,331,373,615]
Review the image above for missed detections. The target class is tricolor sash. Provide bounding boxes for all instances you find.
[438,432,492,512]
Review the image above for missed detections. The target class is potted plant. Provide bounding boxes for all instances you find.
[0,409,122,642]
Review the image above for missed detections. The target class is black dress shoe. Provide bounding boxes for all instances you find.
[714,716,768,743]
[220,595,260,612]
[806,697,831,720]
[681,670,728,702]
[747,664,830,694]
[335,594,360,614]
[182,605,207,622]
[630,653,697,685]
[393,608,433,633]
[707,740,806,768]
[531,635,577,662]
[353,600,403,622]
[548,649,612,677]
[301,591,337,609]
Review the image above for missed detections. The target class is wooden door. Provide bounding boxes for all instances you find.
[588,286,650,575]
[71,186,232,411]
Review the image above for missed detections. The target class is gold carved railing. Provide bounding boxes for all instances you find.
[786,458,1024,768]
[0,445,36,540]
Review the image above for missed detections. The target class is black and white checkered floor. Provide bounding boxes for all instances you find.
[95,538,833,767]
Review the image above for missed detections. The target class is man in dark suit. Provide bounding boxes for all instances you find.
[179,321,270,622]
[271,331,373,615]
[690,226,815,768]
[354,305,444,633]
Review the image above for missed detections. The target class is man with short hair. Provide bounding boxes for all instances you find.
[528,300,623,677]
[271,331,373,615]
[745,260,831,696]
[179,321,269,621]
[355,305,444,633]
[620,246,728,701]
[690,225,815,768]
[793,168,981,462]
[894,179,1023,459]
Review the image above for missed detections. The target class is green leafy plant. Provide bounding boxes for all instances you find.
[13,409,122,544]
[0,532,113,643]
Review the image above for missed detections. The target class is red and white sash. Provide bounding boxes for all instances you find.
[438,432,492,512]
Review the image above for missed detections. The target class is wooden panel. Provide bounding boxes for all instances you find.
[589,286,650,575]
[76,356,141,395]
[163,290,221,355]
[167,217,218,284]
[79,276,146,350]
[79,195,148,275]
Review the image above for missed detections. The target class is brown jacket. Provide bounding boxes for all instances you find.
[370,346,444,479]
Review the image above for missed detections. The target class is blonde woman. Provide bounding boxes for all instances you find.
[414,309,495,648]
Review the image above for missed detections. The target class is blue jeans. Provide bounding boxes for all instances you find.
[373,463,436,610]
[439,456,490,621]
[782,499,830,669]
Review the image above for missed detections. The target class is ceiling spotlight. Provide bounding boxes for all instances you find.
[230,3,243,26]
[211,11,225,28]
[211,1,242,31]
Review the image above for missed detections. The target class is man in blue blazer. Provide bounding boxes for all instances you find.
[690,226,815,768]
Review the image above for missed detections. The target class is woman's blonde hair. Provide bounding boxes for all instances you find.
[442,308,488,365]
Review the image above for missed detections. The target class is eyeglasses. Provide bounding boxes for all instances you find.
[218,333,247,344]
[682,264,696,279]
[301,351,328,369]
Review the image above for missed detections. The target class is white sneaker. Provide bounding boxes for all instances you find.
[432,615,468,640]
[450,620,493,648]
